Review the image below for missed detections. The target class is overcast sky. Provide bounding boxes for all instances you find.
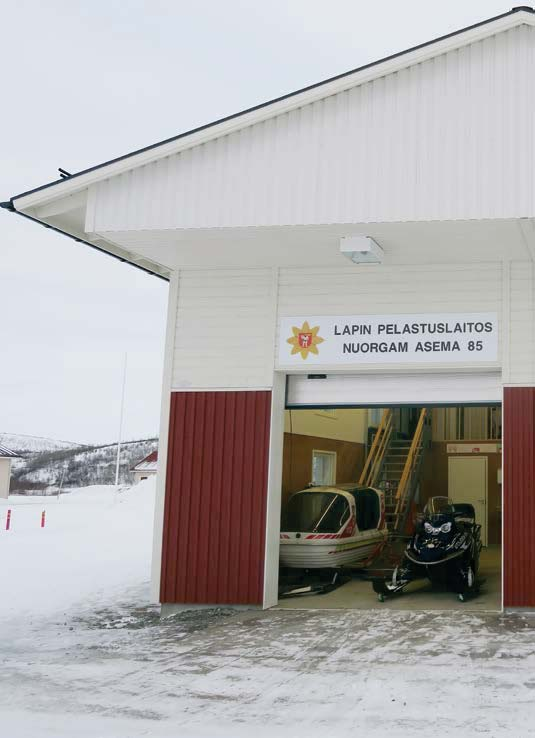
[0,0,514,444]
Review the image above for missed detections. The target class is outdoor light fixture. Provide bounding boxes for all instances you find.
[339,236,384,264]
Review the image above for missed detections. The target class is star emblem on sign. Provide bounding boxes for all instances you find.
[287,321,324,359]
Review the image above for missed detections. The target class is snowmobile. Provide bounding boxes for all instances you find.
[372,496,483,602]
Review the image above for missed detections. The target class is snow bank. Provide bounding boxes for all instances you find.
[0,479,156,619]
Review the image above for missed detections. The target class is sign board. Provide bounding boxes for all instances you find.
[278,313,498,367]
[447,443,501,454]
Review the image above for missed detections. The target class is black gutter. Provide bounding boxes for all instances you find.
[7,6,533,205]
[0,200,169,281]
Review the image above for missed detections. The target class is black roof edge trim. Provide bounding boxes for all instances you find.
[9,6,532,204]
[3,201,169,282]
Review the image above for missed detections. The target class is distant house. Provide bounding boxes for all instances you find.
[131,450,158,483]
[0,444,19,499]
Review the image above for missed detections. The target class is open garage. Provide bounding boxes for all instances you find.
[277,386,502,610]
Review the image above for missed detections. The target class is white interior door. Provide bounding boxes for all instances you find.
[448,456,488,545]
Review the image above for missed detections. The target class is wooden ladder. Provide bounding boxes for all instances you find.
[392,407,428,533]
[359,409,393,488]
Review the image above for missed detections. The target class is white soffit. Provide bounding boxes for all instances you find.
[94,219,534,269]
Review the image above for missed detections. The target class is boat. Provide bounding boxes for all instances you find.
[279,484,388,569]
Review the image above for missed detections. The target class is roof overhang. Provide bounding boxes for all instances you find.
[3,6,535,278]
[94,218,535,268]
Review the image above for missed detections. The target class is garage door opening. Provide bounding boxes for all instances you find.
[277,401,502,611]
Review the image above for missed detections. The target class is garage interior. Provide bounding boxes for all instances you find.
[278,401,502,611]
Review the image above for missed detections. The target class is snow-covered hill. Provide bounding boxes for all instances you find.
[3,435,158,495]
[0,432,83,455]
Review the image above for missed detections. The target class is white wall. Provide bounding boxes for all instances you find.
[506,261,535,385]
[172,268,277,390]
[0,459,11,499]
[134,470,157,484]
[168,260,535,391]
[91,25,535,231]
[277,262,502,371]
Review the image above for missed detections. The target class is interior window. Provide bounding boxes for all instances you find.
[311,450,336,485]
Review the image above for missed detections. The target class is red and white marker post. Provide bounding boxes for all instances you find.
[41,510,46,528]
[5,509,11,531]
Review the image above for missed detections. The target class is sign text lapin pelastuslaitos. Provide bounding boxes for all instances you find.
[279,313,498,366]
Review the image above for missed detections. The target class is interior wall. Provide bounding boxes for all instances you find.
[420,441,501,545]
[281,432,365,510]
[432,407,502,441]
[284,408,368,443]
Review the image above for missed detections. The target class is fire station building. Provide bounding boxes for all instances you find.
[5,6,535,612]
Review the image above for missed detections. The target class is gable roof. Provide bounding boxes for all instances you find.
[4,6,535,214]
[131,449,158,472]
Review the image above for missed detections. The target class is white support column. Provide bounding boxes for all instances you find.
[262,372,286,609]
[150,270,180,603]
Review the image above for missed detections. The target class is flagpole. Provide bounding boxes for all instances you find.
[115,352,128,489]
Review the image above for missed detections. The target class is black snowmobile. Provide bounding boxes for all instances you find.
[373,496,483,602]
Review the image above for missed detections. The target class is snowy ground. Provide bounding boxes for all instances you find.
[0,480,155,619]
[2,482,535,737]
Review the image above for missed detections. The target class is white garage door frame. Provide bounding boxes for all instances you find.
[286,371,502,408]
[262,370,503,610]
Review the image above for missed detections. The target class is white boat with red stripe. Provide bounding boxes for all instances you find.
[279,484,387,570]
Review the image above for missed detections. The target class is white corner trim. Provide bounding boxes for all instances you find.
[262,372,286,609]
[150,270,180,603]
[13,13,534,212]
[501,260,511,385]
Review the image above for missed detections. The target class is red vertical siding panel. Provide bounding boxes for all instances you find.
[217,393,234,602]
[228,393,246,603]
[239,395,256,602]
[503,387,535,608]
[250,392,270,601]
[194,393,216,603]
[160,390,272,606]
[175,393,196,601]
[185,393,205,602]
[206,393,226,602]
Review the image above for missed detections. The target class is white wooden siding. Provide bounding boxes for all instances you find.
[172,269,276,390]
[508,261,535,384]
[276,262,502,368]
[91,25,535,232]
[171,260,535,390]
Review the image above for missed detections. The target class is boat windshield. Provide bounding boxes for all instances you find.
[284,492,349,533]
[350,488,380,531]
[424,496,454,516]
